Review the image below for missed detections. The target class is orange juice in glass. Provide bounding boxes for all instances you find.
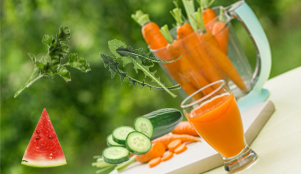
[181,80,257,173]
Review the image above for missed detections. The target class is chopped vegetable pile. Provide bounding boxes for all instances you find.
[92,112,202,173]
[92,109,202,173]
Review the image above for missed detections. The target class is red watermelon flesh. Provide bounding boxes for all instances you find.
[21,108,67,167]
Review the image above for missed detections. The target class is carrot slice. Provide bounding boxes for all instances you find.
[168,139,182,152]
[162,152,174,162]
[148,157,161,168]
[174,144,187,154]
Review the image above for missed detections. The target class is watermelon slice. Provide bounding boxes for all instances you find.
[21,108,67,167]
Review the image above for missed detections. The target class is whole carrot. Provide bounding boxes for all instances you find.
[132,10,168,50]
[162,11,212,94]
[177,22,194,40]
[132,10,205,97]
[167,35,210,92]
[152,134,201,148]
[212,7,229,54]
[170,7,207,90]
[177,25,223,85]
[179,2,223,84]
[160,25,202,99]
[171,121,199,136]
[202,36,247,90]
[132,11,182,88]
[200,0,217,33]
[194,7,246,90]
[158,25,183,81]
[167,40,206,98]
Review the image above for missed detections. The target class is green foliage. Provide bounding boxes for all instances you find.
[14,26,91,98]
[101,40,181,98]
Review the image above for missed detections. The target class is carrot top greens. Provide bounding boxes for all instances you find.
[14,26,91,98]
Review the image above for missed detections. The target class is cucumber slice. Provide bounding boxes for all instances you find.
[112,126,135,144]
[107,134,124,147]
[125,131,152,155]
[102,147,130,164]
[134,117,153,138]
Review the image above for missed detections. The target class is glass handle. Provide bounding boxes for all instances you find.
[228,1,271,110]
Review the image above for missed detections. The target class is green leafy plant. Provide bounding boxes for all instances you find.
[100,39,181,98]
[14,26,91,98]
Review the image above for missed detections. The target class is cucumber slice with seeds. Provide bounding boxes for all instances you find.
[134,117,153,138]
[125,131,152,155]
[107,134,124,147]
[112,126,135,144]
[102,147,130,164]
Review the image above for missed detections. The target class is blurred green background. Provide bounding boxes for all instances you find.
[1,0,300,173]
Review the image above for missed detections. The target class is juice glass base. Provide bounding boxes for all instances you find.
[223,146,258,173]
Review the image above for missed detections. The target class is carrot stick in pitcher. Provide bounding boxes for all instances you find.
[132,10,168,50]
[212,8,229,54]
[180,1,223,84]
[132,11,180,84]
[194,7,247,90]
[177,24,223,85]
[170,8,213,92]
[160,25,204,99]
[200,0,217,33]
[201,38,247,90]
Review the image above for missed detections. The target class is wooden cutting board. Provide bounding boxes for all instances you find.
[110,100,275,174]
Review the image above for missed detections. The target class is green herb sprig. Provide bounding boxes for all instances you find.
[92,156,136,174]
[14,26,91,98]
[100,39,181,98]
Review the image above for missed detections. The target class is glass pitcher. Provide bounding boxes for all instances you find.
[152,1,271,110]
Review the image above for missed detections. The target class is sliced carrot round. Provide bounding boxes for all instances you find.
[168,139,182,152]
[162,152,173,162]
[174,144,187,154]
[148,157,161,168]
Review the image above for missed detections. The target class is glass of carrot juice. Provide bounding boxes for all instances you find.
[180,80,258,173]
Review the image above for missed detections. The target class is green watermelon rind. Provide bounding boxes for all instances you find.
[21,158,67,168]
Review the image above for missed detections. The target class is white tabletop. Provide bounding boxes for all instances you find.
[204,67,301,174]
